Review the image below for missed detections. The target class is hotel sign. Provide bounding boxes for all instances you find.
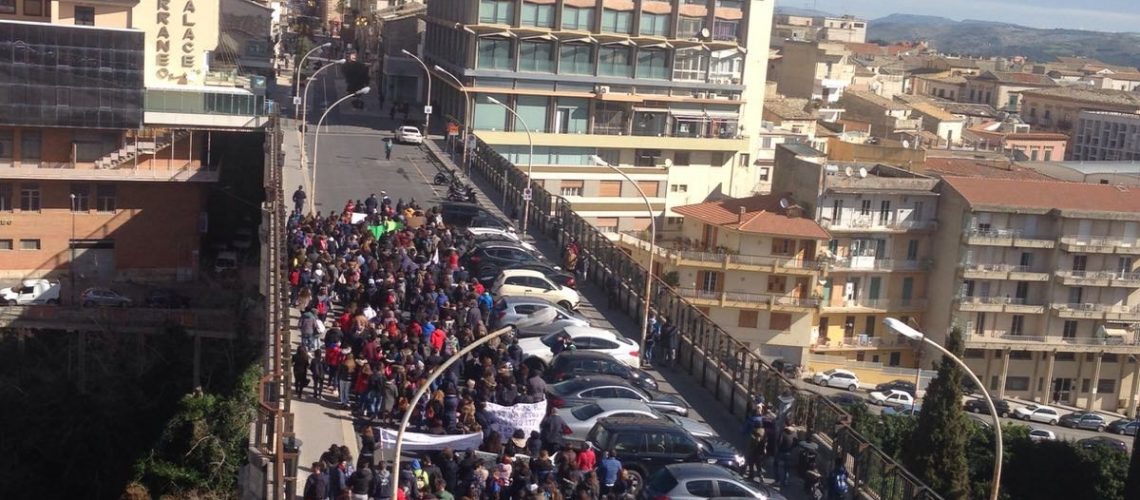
[154,0,198,82]
[136,0,217,87]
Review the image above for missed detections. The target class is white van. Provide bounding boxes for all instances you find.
[1,279,62,305]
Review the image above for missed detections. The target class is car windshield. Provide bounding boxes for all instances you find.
[571,404,604,420]
[644,468,678,494]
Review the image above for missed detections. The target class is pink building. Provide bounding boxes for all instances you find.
[1002,132,1069,161]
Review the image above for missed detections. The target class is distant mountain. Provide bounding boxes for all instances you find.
[773,6,835,18]
[868,15,1140,68]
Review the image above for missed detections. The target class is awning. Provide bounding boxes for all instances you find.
[637,41,673,49]
[669,109,706,119]
[478,31,516,39]
[633,106,669,113]
[601,39,634,46]
[704,110,739,119]
[556,35,596,43]
[1101,325,1129,337]
[519,33,556,41]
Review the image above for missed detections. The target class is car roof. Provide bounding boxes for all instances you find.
[399,125,419,131]
[478,241,531,250]
[563,326,615,338]
[663,462,740,478]
[497,295,558,306]
[467,227,510,234]
[570,375,634,387]
[499,269,547,278]
[592,398,655,412]
[554,350,621,361]
[597,415,678,430]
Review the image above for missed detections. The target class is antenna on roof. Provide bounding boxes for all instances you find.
[844,166,854,177]
[859,167,868,178]
[779,198,790,209]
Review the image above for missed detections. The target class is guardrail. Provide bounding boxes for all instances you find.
[467,137,942,500]
[0,306,236,336]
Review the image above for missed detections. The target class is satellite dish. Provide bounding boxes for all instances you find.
[858,167,868,178]
[779,198,790,209]
[699,28,711,39]
[844,166,854,177]
[902,140,911,149]
[664,158,674,168]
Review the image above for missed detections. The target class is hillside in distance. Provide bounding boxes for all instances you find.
[868,13,1140,68]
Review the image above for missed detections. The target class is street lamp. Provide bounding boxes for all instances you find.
[590,155,656,364]
[310,86,371,214]
[69,193,76,305]
[433,64,471,175]
[298,58,346,172]
[884,317,1002,500]
[293,42,332,116]
[485,96,533,233]
[401,49,432,134]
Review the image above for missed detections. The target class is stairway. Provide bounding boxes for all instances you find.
[93,130,191,170]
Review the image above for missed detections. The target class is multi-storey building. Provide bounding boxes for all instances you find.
[0,0,271,283]
[927,177,1140,413]
[422,0,773,231]
[614,193,829,362]
[1019,87,1140,140]
[770,39,854,103]
[772,145,940,368]
[1070,110,1140,161]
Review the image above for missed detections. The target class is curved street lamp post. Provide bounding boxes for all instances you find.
[402,49,432,134]
[433,65,471,175]
[310,86,371,214]
[298,59,346,173]
[485,96,533,234]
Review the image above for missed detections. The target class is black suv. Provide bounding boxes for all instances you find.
[461,242,540,272]
[963,397,1011,418]
[584,416,743,494]
[874,379,917,397]
[547,351,658,390]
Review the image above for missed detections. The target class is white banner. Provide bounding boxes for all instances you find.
[351,212,368,224]
[376,428,483,451]
[484,401,546,441]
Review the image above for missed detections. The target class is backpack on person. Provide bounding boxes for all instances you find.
[831,467,849,495]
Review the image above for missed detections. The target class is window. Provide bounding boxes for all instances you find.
[594,217,618,232]
[678,16,703,38]
[519,41,554,73]
[636,180,659,197]
[477,38,513,70]
[1044,148,1053,161]
[1097,379,1117,393]
[832,199,843,223]
[1056,352,1075,361]
[1004,376,1030,391]
[756,167,771,181]
[0,0,14,13]
[599,180,622,197]
[19,183,39,211]
[711,152,726,166]
[767,275,787,293]
[521,1,554,27]
[601,8,632,34]
[769,312,792,330]
[598,46,632,77]
[0,130,11,164]
[479,0,513,24]
[1010,315,1024,336]
[858,199,872,216]
[738,153,749,168]
[0,239,10,250]
[965,349,985,359]
[670,184,688,193]
[559,44,594,75]
[878,200,891,225]
[718,482,753,497]
[771,238,794,255]
[906,239,919,260]
[1062,320,1077,339]
[635,149,660,167]
[635,48,668,79]
[20,131,41,165]
[597,149,620,166]
[1081,378,1091,393]
[697,271,719,292]
[0,183,10,211]
[673,48,708,81]
[19,239,40,250]
[712,19,738,41]
[685,481,715,497]
[673,152,691,166]
[71,184,90,211]
[74,5,95,25]
[640,13,669,37]
[738,310,758,328]
[562,6,594,30]
[96,184,116,212]
[23,0,42,16]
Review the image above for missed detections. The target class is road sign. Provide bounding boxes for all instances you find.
[447,123,460,136]
[424,105,433,115]
[522,188,532,201]
[292,96,301,106]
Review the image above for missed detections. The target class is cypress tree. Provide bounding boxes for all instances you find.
[902,326,971,499]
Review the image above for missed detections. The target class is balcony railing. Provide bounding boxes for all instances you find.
[676,287,819,308]
[1053,303,1140,314]
[832,257,930,271]
[965,264,1039,273]
[813,335,912,350]
[967,331,1140,346]
[615,233,822,271]
[1060,237,1140,248]
[824,299,928,311]
[960,296,1042,306]
[822,218,937,232]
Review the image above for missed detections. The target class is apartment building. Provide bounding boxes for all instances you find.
[769,13,865,47]
[614,193,829,362]
[927,177,1140,413]
[1019,87,1140,139]
[771,39,854,103]
[772,145,940,368]
[1070,110,1140,161]
[836,90,919,139]
[962,71,1056,113]
[422,0,773,231]
[0,0,271,282]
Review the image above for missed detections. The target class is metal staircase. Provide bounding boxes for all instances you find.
[93,130,191,170]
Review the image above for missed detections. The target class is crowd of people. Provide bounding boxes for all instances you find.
[287,190,646,500]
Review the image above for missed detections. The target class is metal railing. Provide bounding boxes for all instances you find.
[466,137,942,500]
[832,257,930,271]
[1052,303,1140,314]
[966,332,1140,346]
[616,233,820,270]
[1060,236,1140,248]
[1056,270,1140,281]
[0,306,235,335]
[964,263,1042,273]
[960,296,1043,306]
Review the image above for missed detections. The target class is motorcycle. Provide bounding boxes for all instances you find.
[433,171,454,186]
[797,442,823,500]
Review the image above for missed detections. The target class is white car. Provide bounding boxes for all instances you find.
[1028,428,1057,442]
[517,326,640,369]
[1014,404,1061,425]
[556,398,714,440]
[812,369,860,391]
[395,126,423,144]
[492,269,581,310]
[465,227,536,252]
[869,389,914,407]
[1,279,62,306]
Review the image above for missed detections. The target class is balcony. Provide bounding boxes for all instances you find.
[812,335,913,352]
[1052,303,1140,321]
[964,228,1056,248]
[958,296,1046,314]
[675,288,818,310]
[0,131,217,182]
[821,218,938,234]
[823,298,928,312]
[1059,237,1140,255]
[962,264,1050,281]
[831,256,932,272]
[965,330,1140,352]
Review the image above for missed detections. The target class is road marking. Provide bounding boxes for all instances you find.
[407,154,440,196]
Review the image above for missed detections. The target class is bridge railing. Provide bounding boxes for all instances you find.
[467,138,942,500]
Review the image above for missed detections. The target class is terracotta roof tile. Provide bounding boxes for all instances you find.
[941,176,1140,213]
[764,98,814,120]
[671,194,830,239]
[974,71,1056,86]
[923,157,1051,180]
[1018,86,1140,108]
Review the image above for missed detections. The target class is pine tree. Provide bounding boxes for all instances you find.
[902,326,971,499]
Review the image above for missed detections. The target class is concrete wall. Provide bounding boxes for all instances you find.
[826,139,926,167]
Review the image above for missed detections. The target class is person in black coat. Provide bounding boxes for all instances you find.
[350,466,374,497]
[303,462,329,500]
[539,410,567,453]
[438,447,460,493]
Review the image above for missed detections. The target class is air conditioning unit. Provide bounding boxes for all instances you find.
[708,93,719,99]
[696,92,708,99]
[596,85,611,94]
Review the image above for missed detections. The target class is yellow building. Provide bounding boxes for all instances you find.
[615,194,829,363]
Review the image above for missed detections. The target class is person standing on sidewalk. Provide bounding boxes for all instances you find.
[384,138,393,160]
[293,185,307,214]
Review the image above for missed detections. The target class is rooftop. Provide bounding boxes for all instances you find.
[972,71,1057,86]
[764,98,815,120]
[917,74,967,85]
[1018,160,1140,175]
[671,194,831,239]
[1018,86,1140,108]
[923,156,1052,180]
[1003,132,1070,141]
[935,101,1000,118]
[842,90,911,111]
[909,101,958,122]
[942,176,1140,213]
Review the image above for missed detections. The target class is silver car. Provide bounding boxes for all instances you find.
[557,398,715,441]
[641,463,786,500]
[490,296,589,333]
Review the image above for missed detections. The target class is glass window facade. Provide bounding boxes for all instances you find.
[559,43,593,75]
[639,13,669,37]
[678,16,703,38]
[562,6,594,30]
[555,97,588,134]
[673,48,707,81]
[518,41,553,73]
[477,38,513,70]
[20,130,40,164]
[713,19,738,41]
[479,0,513,24]
[598,46,632,77]
[636,48,668,79]
[0,21,144,129]
[515,95,549,133]
[521,1,554,27]
[601,9,632,34]
[474,93,509,130]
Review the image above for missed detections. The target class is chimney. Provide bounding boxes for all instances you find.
[739,206,747,224]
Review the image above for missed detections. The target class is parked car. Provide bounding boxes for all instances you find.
[770,358,802,379]
[1013,404,1061,425]
[584,416,744,494]
[963,397,1012,418]
[0,279,61,306]
[479,261,575,289]
[488,296,588,332]
[492,269,581,310]
[80,288,132,307]
[519,327,639,369]
[1107,418,1140,436]
[812,369,860,391]
[546,375,689,416]
[873,379,917,397]
[882,402,922,417]
[868,389,914,407]
[1028,428,1057,443]
[556,398,712,440]
[1077,436,1129,453]
[395,126,423,144]
[1059,411,1107,432]
[642,463,787,500]
[826,393,868,410]
[465,227,536,252]
[144,289,191,308]
[547,350,658,391]
[463,242,541,272]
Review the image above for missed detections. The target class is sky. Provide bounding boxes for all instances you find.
[778,0,1140,33]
